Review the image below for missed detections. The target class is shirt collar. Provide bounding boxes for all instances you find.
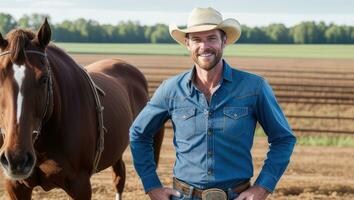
[222,60,233,82]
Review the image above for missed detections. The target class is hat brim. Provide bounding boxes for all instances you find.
[169,18,241,46]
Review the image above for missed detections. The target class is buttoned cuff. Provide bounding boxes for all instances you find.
[254,172,278,192]
[141,173,163,193]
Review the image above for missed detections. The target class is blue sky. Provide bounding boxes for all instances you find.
[1,0,354,27]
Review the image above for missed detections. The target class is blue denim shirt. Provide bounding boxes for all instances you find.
[130,60,296,193]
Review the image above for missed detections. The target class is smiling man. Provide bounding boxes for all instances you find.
[130,7,296,200]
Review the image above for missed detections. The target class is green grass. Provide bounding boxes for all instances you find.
[297,135,354,147]
[55,43,354,59]
[255,127,354,147]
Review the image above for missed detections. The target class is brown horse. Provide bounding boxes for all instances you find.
[0,19,164,199]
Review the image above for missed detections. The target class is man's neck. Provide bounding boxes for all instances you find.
[194,60,223,90]
[193,60,223,101]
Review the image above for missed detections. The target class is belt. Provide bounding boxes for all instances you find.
[173,177,250,199]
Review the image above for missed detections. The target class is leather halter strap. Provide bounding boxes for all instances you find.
[76,65,106,175]
[0,50,47,57]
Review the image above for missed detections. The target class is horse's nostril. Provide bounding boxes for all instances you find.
[25,152,34,168]
[17,152,35,171]
[0,152,9,168]
[20,153,29,169]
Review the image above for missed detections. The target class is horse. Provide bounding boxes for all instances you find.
[0,19,164,199]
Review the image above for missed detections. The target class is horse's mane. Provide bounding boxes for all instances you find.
[6,29,35,65]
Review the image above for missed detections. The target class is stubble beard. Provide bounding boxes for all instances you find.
[193,49,223,71]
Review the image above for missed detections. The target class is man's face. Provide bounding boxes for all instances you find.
[185,29,226,71]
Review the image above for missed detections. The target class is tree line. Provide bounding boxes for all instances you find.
[0,13,353,44]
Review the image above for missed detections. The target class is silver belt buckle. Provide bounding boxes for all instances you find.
[201,188,227,200]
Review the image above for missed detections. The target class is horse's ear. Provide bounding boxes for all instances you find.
[34,18,51,49]
[0,33,8,49]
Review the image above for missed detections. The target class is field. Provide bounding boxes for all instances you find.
[56,43,354,59]
[1,48,354,199]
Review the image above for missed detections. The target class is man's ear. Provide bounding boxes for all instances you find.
[185,38,191,51]
[221,35,227,48]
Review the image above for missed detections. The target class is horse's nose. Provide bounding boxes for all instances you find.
[0,151,35,176]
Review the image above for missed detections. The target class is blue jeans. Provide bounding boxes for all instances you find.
[171,185,239,200]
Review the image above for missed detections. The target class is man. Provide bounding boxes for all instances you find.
[130,7,296,200]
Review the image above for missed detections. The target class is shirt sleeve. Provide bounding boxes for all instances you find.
[254,79,297,192]
[129,81,170,193]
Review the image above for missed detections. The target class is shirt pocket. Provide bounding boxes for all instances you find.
[172,107,196,140]
[223,107,248,137]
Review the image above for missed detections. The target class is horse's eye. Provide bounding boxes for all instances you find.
[38,75,48,85]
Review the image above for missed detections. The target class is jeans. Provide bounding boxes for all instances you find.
[171,185,239,200]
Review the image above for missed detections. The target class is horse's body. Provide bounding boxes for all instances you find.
[0,20,164,199]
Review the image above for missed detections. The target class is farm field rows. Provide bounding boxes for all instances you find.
[1,132,354,200]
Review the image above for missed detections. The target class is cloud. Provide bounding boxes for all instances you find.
[17,0,77,8]
[37,1,75,7]
[14,0,33,2]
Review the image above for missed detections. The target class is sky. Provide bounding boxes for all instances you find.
[1,0,354,27]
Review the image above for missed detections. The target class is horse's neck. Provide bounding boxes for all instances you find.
[47,46,95,124]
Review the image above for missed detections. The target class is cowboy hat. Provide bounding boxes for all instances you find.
[169,7,241,46]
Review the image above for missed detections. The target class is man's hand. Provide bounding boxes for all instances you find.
[148,187,181,200]
[234,185,270,200]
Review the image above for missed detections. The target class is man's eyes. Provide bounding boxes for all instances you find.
[190,37,218,43]
[191,38,201,42]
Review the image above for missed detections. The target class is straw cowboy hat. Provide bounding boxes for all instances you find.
[169,7,242,46]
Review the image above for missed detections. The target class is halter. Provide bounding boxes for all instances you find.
[0,49,53,144]
[0,50,47,57]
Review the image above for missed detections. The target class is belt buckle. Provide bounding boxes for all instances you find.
[201,188,227,200]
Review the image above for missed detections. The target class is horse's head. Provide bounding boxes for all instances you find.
[0,19,52,180]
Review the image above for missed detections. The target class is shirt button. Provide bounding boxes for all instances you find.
[204,109,209,115]
[208,169,212,175]
[208,111,212,116]
[207,129,212,136]
[207,151,212,157]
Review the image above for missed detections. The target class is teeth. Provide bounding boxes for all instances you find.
[200,53,212,57]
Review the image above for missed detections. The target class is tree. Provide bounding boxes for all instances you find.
[2,12,354,44]
[144,26,154,42]
[248,27,268,43]
[17,15,30,29]
[101,24,115,42]
[325,24,347,43]
[0,13,17,34]
[118,21,145,43]
[150,24,173,43]
[291,21,324,44]
[265,23,291,43]
[52,20,75,42]
[316,21,327,43]
[85,20,108,43]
